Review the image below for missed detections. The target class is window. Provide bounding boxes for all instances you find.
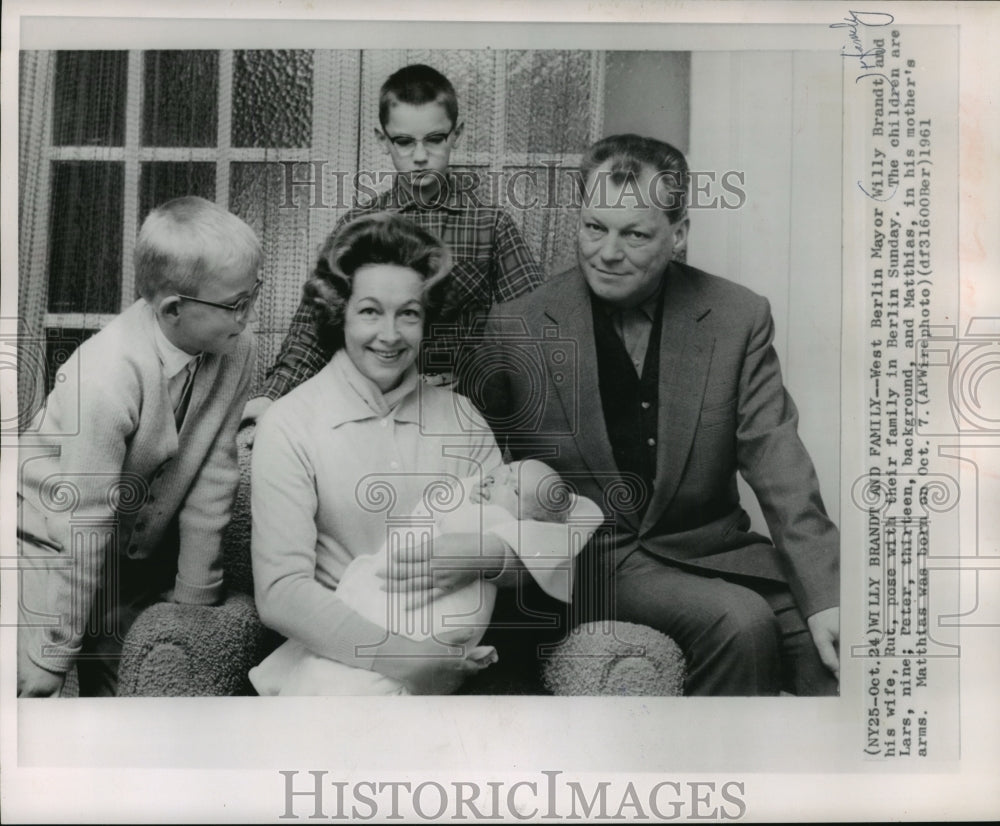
[18,49,605,423]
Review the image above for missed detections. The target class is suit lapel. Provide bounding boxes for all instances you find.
[641,266,714,531]
[544,270,640,531]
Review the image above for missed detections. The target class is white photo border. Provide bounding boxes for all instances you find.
[2,1,998,822]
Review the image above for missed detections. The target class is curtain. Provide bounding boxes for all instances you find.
[17,49,606,423]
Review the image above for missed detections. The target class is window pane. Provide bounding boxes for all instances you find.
[44,328,98,395]
[418,51,494,158]
[143,51,219,147]
[47,162,124,314]
[232,50,313,148]
[505,51,594,154]
[53,51,128,147]
[139,162,216,222]
[229,162,312,251]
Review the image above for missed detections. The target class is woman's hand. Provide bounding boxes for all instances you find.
[378,532,507,608]
[369,628,483,695]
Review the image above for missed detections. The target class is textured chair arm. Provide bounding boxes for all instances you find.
[542,620,687,696]
[117,592,270,696]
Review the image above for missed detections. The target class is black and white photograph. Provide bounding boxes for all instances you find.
[2,1,998,822]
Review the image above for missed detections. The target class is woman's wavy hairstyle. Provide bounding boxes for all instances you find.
[303,213,453,352]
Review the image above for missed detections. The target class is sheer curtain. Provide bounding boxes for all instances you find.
[17,49,606,425]
[18,50,55,429]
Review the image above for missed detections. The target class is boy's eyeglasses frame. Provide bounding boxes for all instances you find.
[383,127,455,155]
[176,278,263,322]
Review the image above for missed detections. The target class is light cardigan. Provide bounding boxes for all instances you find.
[19,299,255,673]
[251,349,502,670]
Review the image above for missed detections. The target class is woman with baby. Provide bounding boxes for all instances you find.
[250,214,598,695]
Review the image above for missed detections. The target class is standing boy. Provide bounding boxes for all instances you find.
[242,63,543,422]
[18,196,261,696]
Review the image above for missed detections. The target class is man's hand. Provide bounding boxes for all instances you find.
[807,606,840,678]
[241,396,273,429]
[369,629,482,694]
[377,532,506,608]
[17,658,66,698]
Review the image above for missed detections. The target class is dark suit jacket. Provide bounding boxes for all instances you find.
[472,262,839,619]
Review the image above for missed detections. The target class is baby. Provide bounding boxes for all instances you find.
[475,460,571,521]
[249,459,601,695]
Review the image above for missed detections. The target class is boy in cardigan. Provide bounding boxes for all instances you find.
[241,63,544,425]
[17,196,261,697]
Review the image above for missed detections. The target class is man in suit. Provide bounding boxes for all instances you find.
[468,134,839,695]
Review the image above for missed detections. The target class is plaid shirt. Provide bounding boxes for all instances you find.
[258,173,544,400]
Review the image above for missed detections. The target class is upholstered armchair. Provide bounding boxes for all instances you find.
[117,427,279,696]
[116,427,686,697]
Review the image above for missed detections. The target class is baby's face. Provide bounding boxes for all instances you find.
[476,464,521,515]
[475,461,566,522]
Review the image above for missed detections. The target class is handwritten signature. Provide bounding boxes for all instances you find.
[833,13,900,203]
[831,10,895,84]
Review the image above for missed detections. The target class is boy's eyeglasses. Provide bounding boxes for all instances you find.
[384,128,454,155]
[176,278,263,322]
